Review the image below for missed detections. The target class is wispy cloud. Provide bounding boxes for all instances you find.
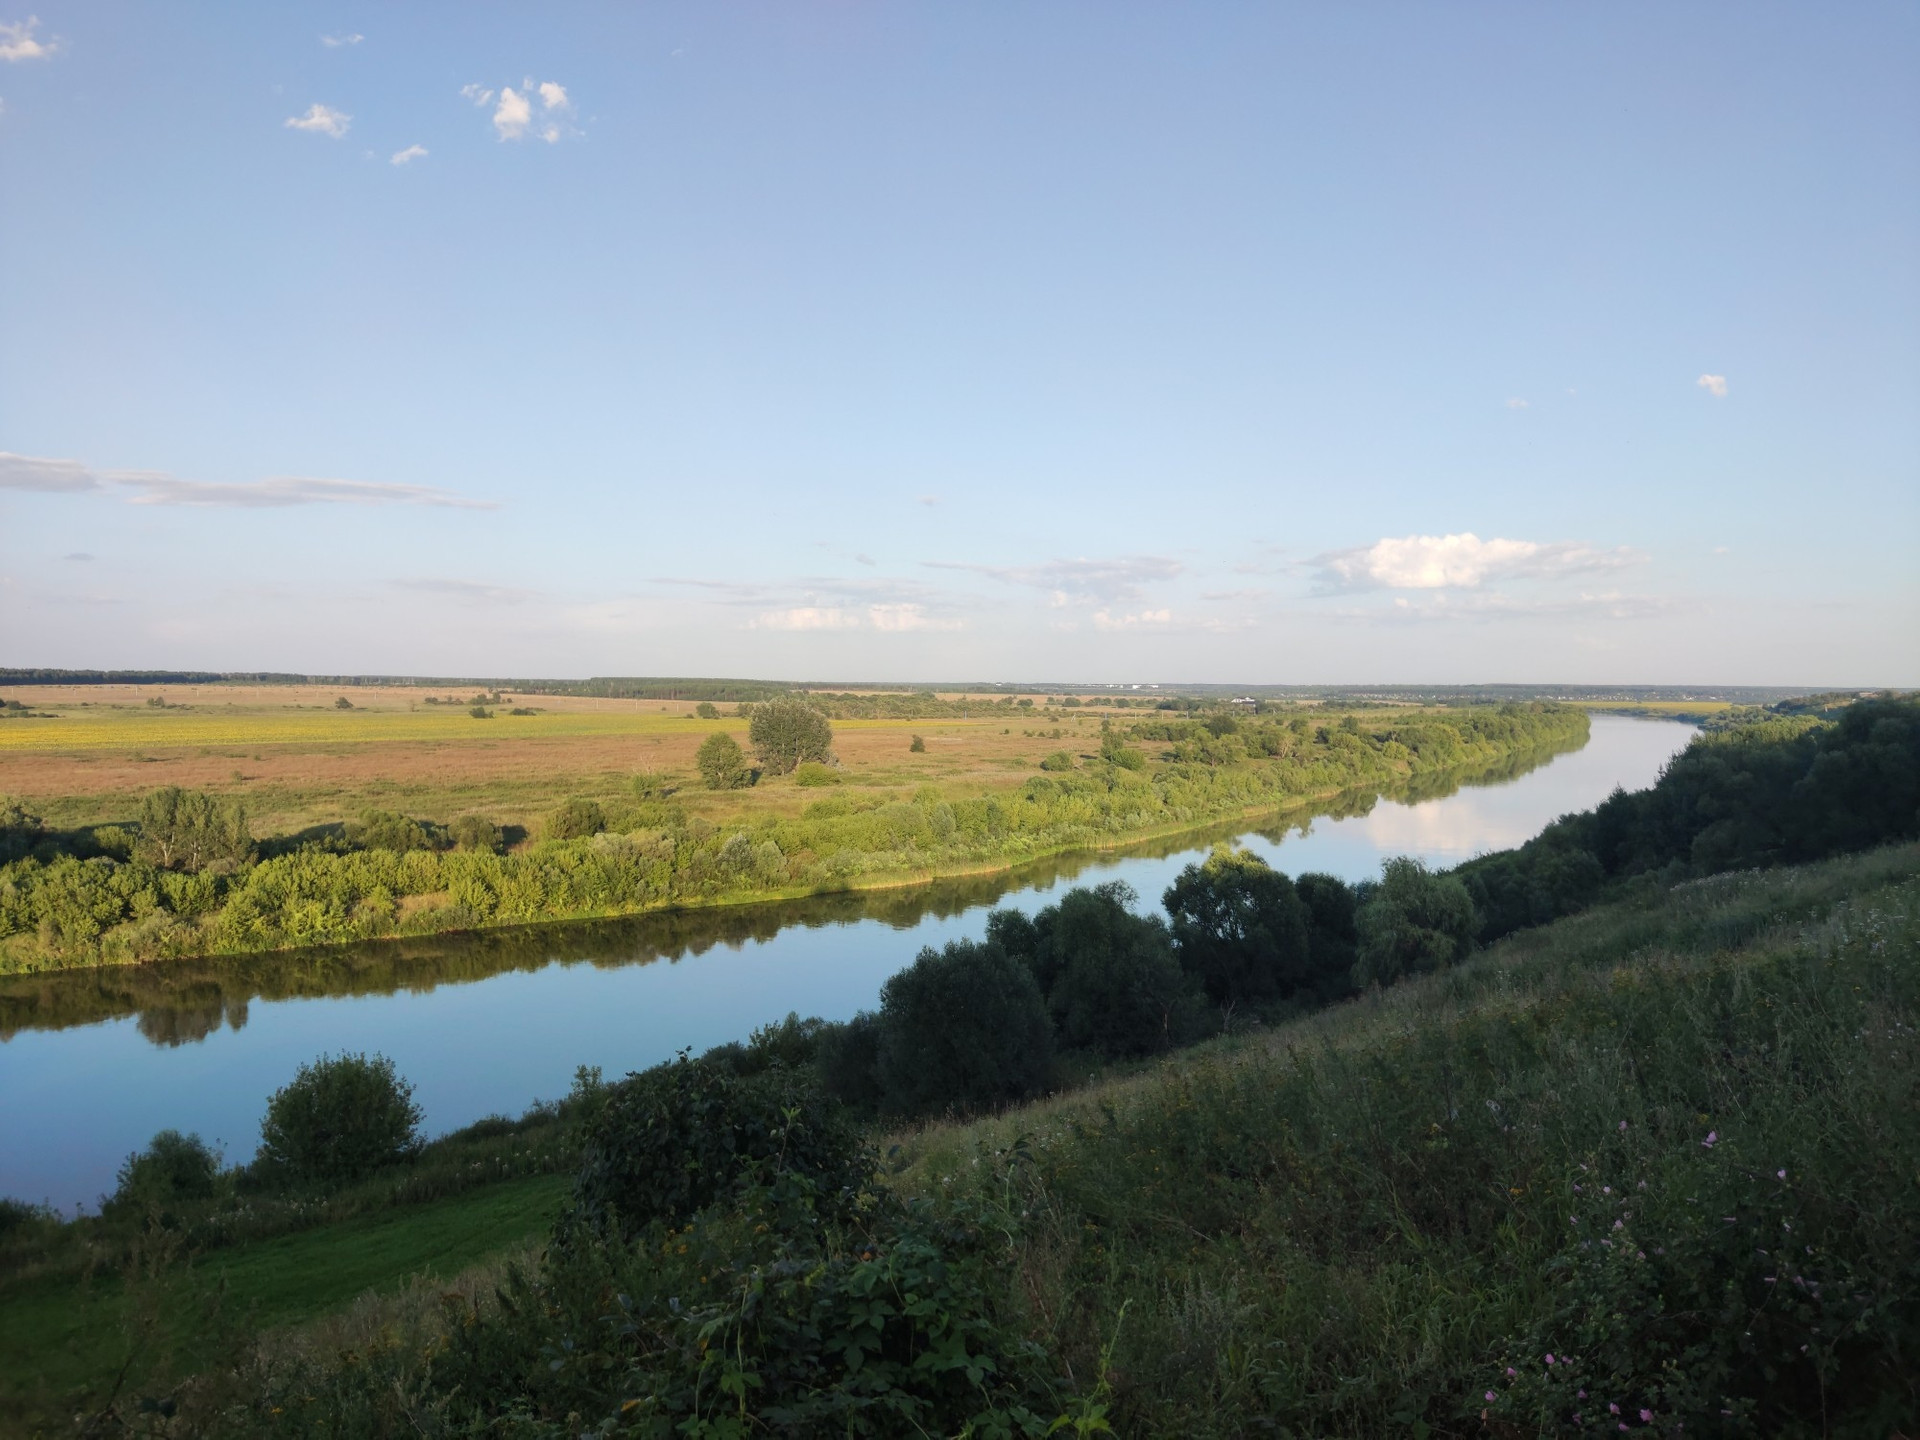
[1092,608,1171,630]
[390,144,428,165]
[924,554,1182,605]
[1696,373,1728,399]
[468,76,574,143]
[751,607,863,631]
[1,452,495,509]
[1313,533,1643,591]
[392,578,536,602]
[285,102,351,138]
[62,552,92,562]
[0,16,56,62]
[1323,590,1678,625]
[1505,397,1529,409]
[0,451,98,492]
[320,32,363,48]
[122,476,495,509]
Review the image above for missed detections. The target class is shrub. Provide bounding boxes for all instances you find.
[570,1055,869,1238]
[135,787,253,872]
[468,705,492,719]
[257,1053,422,1185]
[1352,857,1478,988]
[349,809,440,853]
[694,700,721,719]
[793,761,841,787]
[1295,871,1359,997]
[1163,845,1313,1007]
[695,731,751,790]
[910,734,926,753]
[749,698,834,776]
[0,795,43,862]
[1039,750,1075,771]
[817,1010,886,1113]
[874,938,1054,1117]
[544,797,606,840]
[448,814,502,852]
[104,1129,222,1218]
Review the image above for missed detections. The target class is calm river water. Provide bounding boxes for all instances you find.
[0,715,1693,1208]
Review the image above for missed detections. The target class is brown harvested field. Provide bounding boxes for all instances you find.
[0,683,1126,836]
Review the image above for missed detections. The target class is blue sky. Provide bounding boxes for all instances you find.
[1,3,1914,684]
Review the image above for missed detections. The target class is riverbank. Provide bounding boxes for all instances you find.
[0,703,1588,978]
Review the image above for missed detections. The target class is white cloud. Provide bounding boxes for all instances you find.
[752,606,862,631]
[320,32,363,48]
[0,16,55,61]
[492,86,531,140]
[925,554,1182,605]
[461,83,495,108]
[471,79,574,143]
[285,103,351,138]
[1506,397,1528,409]
[390,144,428,165]
[392,578,537,603]
[0,451,98,491]
[63,551,92,561]
[121,475,495,509]
[1092,608,1171,630]
[1697,373,1728,398]
[1314,533,1643,591]
[869,603,962,632]
[537,81,570,112]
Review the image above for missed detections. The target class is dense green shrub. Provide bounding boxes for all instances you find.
[817,1010,886,1113]
[793,760,842,786]
[1294,870,1359,995]
[0,796,43,862]
[749,698,834,776]
[570,1054,869,1238]
[347,809,441,853]
[1352,857,1478,988]
[135,787,252,872]
[874,938,1054,1116]
[256,1053,422,1185]
[103,1129,222,1219]
[694,700,721,719]
[447,813,502,852]
[543,797,606,840]
[1164,845,1314,1007]
[1039,750,1076,771]
[695,731,750,789]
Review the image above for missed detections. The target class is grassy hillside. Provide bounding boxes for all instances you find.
[8,840,1912,1437]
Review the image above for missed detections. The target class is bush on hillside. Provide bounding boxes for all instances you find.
[103,1129,222,1219]
[793,761,842,786]
[257,1053,422,1185]
[348,809,442,853]
[874,939,1054,1117]
[1352,857,1478,989]
[748,698,834,776]
[1164,846,1314,1008]
[1294,871,1360,996]
[570,1055,869,1239]
[448,813,503,852]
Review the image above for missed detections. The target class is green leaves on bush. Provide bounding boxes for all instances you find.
[543,797,606,840]
[1163,845,1313,1007]
[104,1129,222,1219]
[749,698,834,776]
[793,760,841,786]
[257,1052,422,1185]
[874,938,1054,1116]
[1352,857,1478,988]
[1039,750,1076,771]
[695,731,750,790]
[447,813,502,852]
[570,1054,871,1239]
[134,787,252,873]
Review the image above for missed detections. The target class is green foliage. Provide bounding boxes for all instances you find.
[468,704,492,719]
[1039,750,1076,772]
[749,697,835,776]
[543,797,606,840]
[347,809,440,853]
[569,1054,870,1238]
[1294,871,1359,993]
[910,733,926,752]
[0,795,43,862]
[447,813,502,852]
[1352,856,1478,988]
[1100,732,1147,770]
[817,1010,886,1113]
[257,1052,423,1186]
[333,696,353,710]
[993,882,1202,1057]
[134,787,253,872]
[103,1129,222,1219]
[793,760,842,786]
[695,731,751,790]
[875,938,1055,1117]
[1163,846,1313,1007]
[694,700,721,719]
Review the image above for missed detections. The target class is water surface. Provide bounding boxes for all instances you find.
[0,715,1691,1207]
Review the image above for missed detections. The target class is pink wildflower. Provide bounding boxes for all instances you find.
[1641,1410,1654,1423]
[1702,1130,1717,1148]
[1486,1391,1497,1403]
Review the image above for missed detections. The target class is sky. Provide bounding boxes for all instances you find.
[1,3,1915,685]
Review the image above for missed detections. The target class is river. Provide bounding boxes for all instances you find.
[0,715,1693,1208]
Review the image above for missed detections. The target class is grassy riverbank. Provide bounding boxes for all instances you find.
[0,698,1586,976]
[5,839,1913,1436]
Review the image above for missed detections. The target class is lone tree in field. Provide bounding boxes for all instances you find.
[696,731,751,790]
[748,699,833,777]
[135,787,253,872]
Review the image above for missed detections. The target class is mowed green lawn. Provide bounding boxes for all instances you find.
[0,1172,569,1433]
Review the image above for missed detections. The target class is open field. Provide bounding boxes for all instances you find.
[0,683,1112,836]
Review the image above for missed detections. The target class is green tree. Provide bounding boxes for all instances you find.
[1352,857,1478,989]
[134,787,253,872]
[1295,871,1360,998]
[1163,846,1312,1007]
[257,1053,422,1185]
[448,814,503,852]
[694,701,721,720]
[103,1129,222,1219]
[1039,749,1076,771]
[696,731,751,790]
[874,938,1053,1116]
[349,809,440,852]
[545,798,607,839]
[0,795,43,862]
[909,734,926,753]
[748,698,834,776]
